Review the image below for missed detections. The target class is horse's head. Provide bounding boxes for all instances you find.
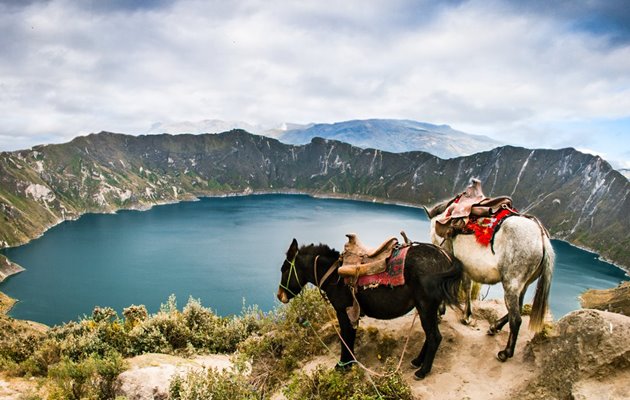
[425,200,453,246]
[277,238,304,304]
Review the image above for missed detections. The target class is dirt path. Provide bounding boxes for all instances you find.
[296,299,538,400]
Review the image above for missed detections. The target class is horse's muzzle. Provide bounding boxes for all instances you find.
[277,287,289,304]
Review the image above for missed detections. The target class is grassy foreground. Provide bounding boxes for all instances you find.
[0,289,413,399]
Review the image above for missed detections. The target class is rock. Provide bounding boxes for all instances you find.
[115,353,234,400]
[580,281,630,316]
[517,309,630,399]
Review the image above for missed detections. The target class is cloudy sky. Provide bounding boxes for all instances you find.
[1,0,629,168]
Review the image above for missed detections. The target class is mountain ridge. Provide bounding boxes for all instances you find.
[278,118,503,158]
[147,118,503,159]
[0,130,628,270]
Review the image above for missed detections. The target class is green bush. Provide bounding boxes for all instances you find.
[122,304,148,330]
[284,363,413,400]
[236,288,334,396]
[169,367,257,400]
[48,352,126,400]
[0,291,421,399]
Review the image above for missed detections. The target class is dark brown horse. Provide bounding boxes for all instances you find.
[276,238,462,379]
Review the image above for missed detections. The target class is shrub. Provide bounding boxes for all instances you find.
[47,352,126,400]
[283,363,413,400]
[1,291,359,398]
[169,367,257,400]
[122,304,148,331]
[237,288,334,396]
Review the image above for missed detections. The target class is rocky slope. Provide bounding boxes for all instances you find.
[0,130,628,268]
[581,281,630,316]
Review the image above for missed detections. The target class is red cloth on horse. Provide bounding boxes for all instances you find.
[465,208,514,246]
[354,245,409,287]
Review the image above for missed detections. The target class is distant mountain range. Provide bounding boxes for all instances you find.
[278,119,503,159]
[0,130,628,271]
[148,118,503,159]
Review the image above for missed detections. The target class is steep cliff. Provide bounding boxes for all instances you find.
[0,130,628,268]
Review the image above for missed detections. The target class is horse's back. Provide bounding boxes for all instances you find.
[442,216,546,284]
[493,216,547,260]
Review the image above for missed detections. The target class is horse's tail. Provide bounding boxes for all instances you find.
[529,233,555,332]
[433,255,464,310]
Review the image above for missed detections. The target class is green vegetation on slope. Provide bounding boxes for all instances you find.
[0,290,413,399]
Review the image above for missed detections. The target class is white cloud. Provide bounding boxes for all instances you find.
[0,0,628,167]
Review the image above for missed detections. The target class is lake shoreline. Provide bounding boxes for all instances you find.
[2,188,629,275]
[1,191,628,325]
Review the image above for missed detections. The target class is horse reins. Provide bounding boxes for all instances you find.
[313,255,339,290]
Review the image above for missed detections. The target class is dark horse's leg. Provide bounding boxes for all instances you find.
[335,308,357,369]
[461,273,473,325]
[411,301,442,380]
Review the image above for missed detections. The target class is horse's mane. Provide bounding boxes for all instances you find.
[298,243,340,259]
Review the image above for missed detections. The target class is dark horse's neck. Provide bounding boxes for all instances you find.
[297,244,341,288]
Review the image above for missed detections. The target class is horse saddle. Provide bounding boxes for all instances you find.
[435,179,514,238]
[338,233,398,278]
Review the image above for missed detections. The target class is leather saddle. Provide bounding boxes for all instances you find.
[435,179,514,238]
[338,233,399,277]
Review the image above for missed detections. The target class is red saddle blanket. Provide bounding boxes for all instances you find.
[351,245,409,288]
[465,208,515,246]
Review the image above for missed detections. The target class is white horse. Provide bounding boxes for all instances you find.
[427,202,555,362]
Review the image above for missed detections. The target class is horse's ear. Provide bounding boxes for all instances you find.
[288,238,299,257]
[422,206,431,219]
[426,201,449,218]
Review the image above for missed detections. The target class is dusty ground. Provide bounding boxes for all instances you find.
[0,373,47,399]
[295,299,537,400]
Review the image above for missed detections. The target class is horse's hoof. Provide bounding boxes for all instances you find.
[496,351,509,362]
[487,327,497,336]
[461,318,471,326]
[413,370,428,380]
[410,358,422,369]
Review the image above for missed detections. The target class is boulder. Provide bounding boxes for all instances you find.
[517,309,630,399]
[116,353,233,400]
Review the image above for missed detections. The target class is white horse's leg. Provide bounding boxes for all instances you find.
[496,289,522,361]
[488,289,526,335]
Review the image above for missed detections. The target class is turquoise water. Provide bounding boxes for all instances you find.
[1,194,627,326]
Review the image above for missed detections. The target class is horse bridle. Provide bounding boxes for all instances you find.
[281,252,340,298]
[280,251,302,298]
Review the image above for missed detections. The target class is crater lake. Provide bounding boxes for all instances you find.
[1,194,628,326]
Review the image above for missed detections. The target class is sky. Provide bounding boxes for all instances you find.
[1,0,629,168]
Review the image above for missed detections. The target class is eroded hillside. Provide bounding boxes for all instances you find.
[0,130,628,268]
